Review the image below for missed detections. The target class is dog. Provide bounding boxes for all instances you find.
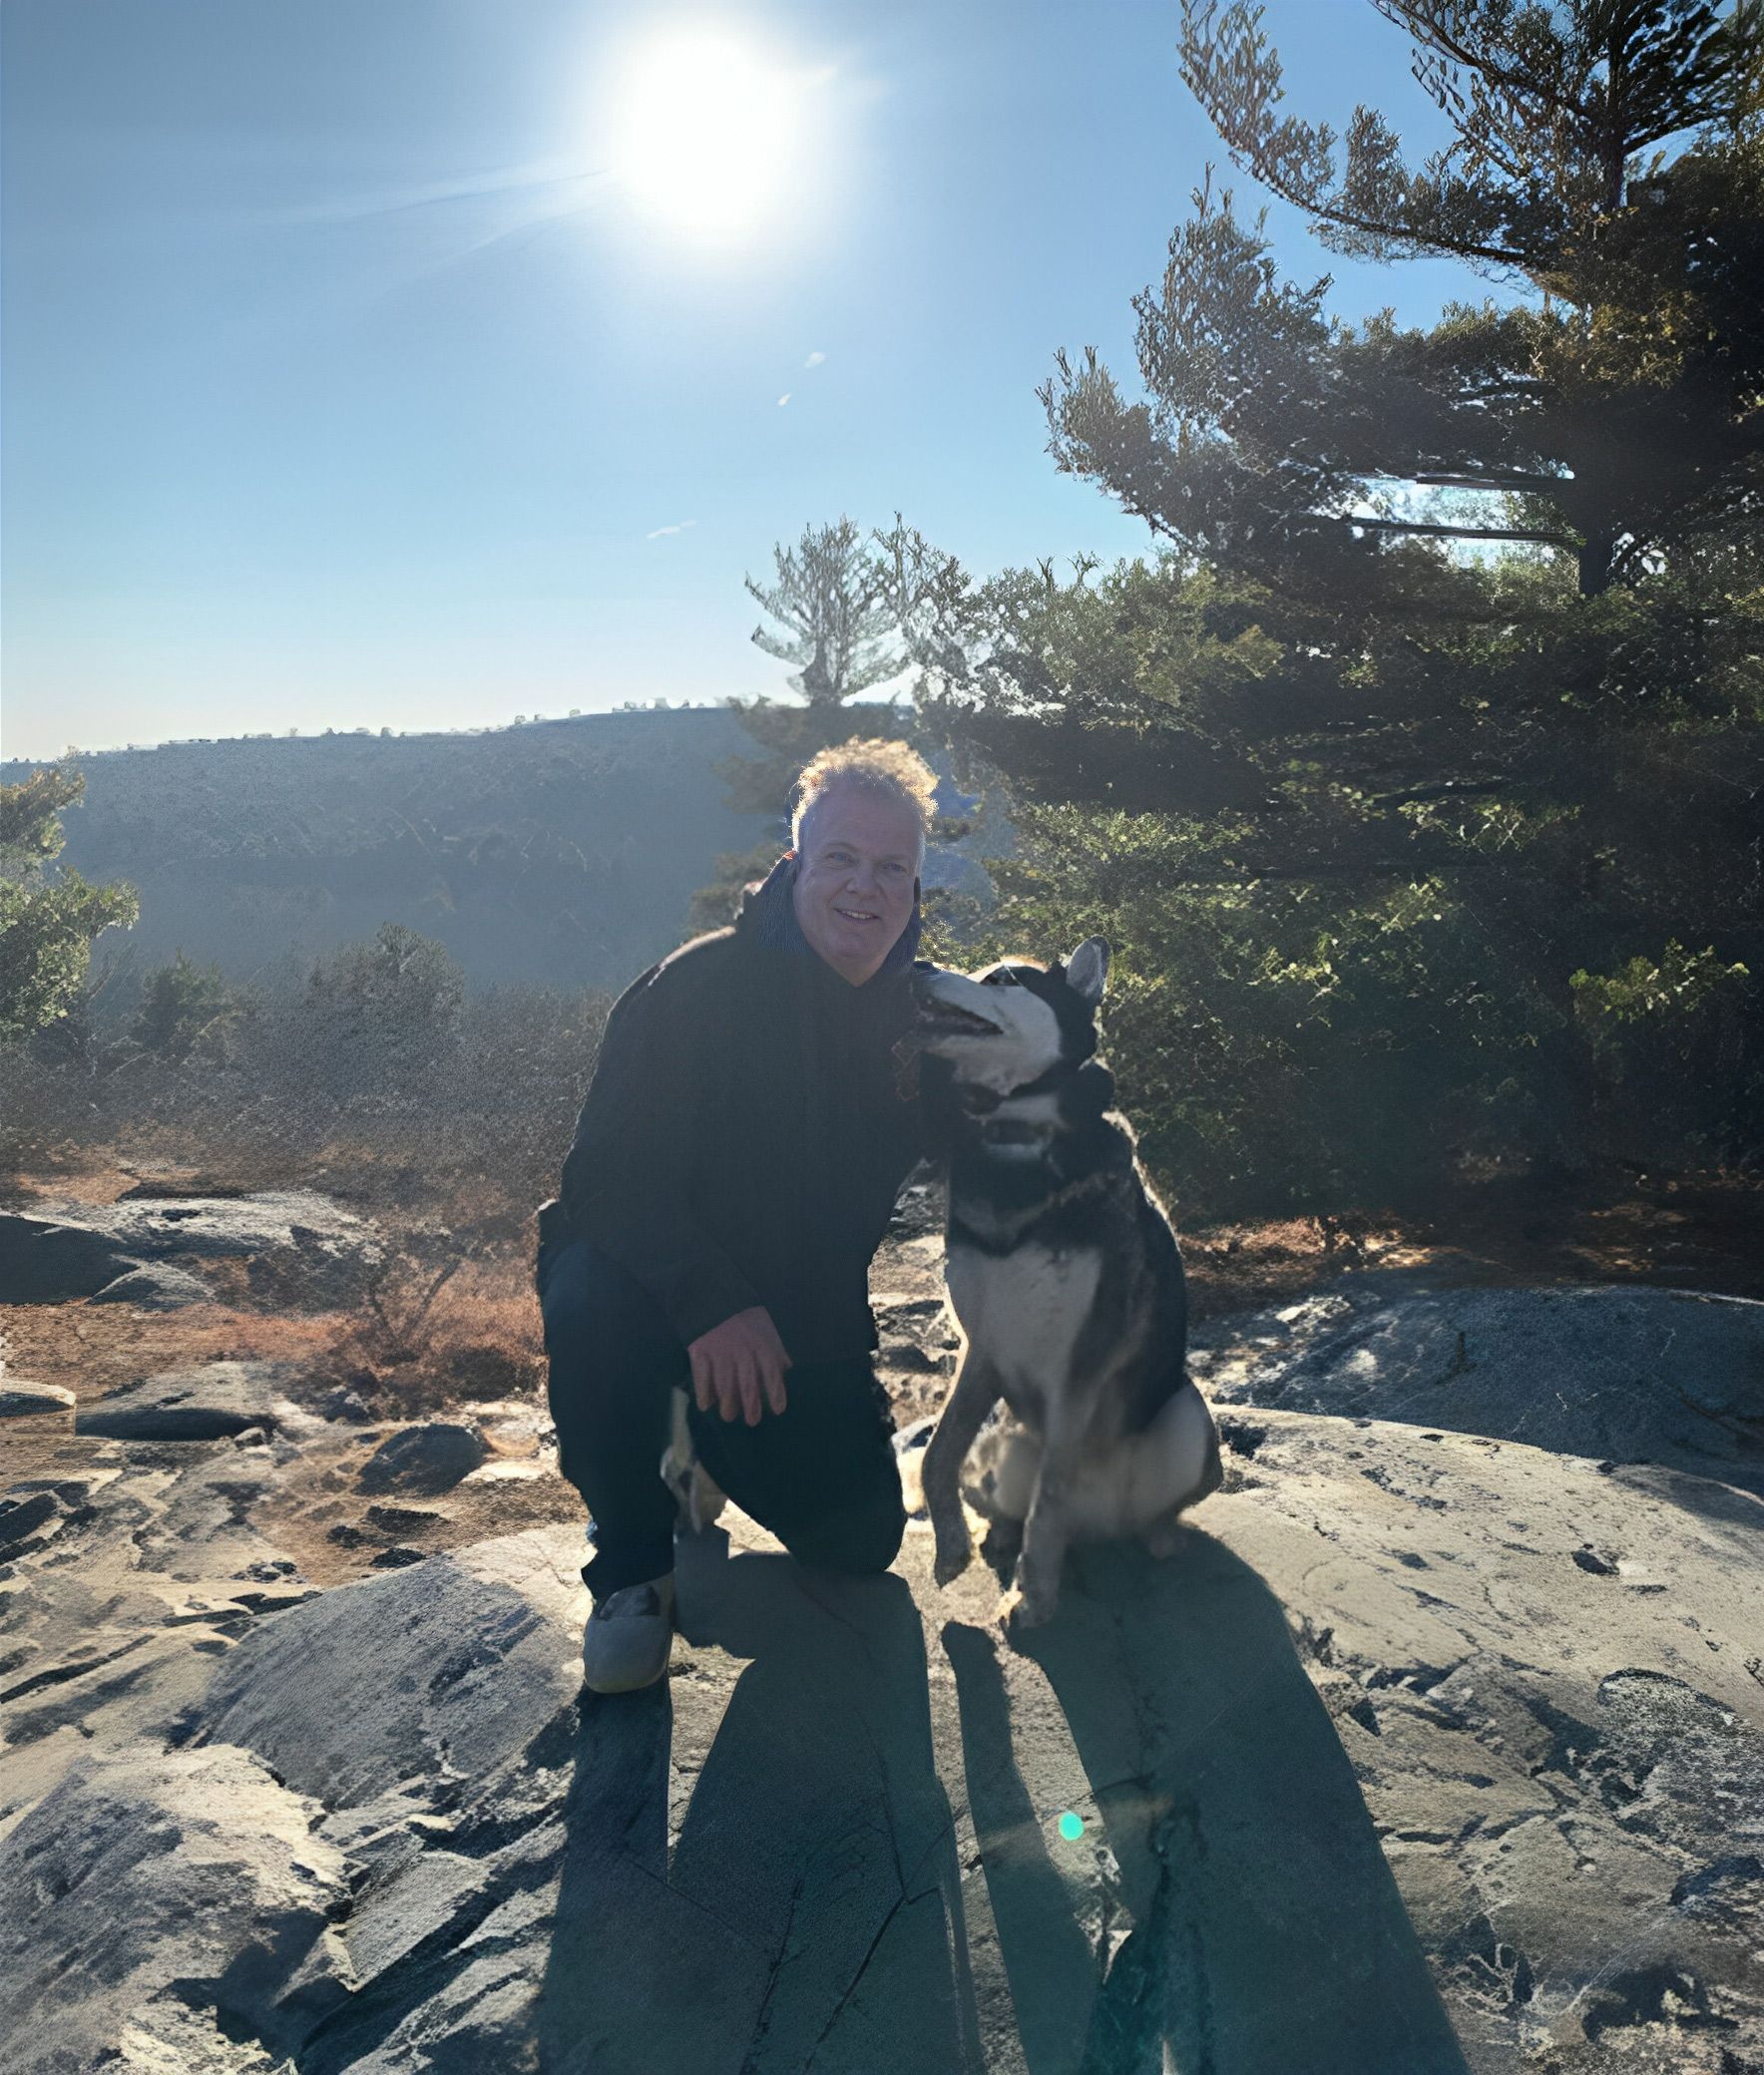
[909,937,1222,1629]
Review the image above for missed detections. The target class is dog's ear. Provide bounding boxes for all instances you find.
[1063,937,1109,1007]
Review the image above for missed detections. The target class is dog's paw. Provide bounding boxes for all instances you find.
[996,1583,1055,1633]
[933,1537,973,1588]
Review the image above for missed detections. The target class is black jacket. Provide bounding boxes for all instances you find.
[538,856,926,1364]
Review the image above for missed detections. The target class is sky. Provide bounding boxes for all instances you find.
[1,0,1498,761]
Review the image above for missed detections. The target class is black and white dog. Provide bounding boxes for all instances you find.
[910,939,1222,1629]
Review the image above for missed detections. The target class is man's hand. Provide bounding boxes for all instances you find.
[688,1307,792,1426]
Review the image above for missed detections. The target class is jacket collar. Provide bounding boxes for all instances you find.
[737,850,923,982]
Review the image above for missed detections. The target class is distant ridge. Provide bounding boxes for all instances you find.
[2,704,1000,1001]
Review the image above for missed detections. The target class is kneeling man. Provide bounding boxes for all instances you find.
[535,739,936,1692]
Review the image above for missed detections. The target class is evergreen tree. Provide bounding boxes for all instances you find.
[913,552,1761,1213]
[744,516,902,705]
[691,517,954,931]
[130,949,236,1064]
[1042,0,1763,597]
[905,5,1764,1212]
[0,761,140,1047]
[298,922,466,1102]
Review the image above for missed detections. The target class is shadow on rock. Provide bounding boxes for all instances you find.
[537,1526,985,2075]
[947,1529,1472,2075]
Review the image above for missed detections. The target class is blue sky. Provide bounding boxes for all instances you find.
[3,0,1493,761]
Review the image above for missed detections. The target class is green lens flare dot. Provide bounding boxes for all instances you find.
[1058,1812,1085,1842]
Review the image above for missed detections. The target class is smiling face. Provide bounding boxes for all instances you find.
[790,783,924,986]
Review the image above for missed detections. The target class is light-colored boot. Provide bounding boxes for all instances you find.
[581,1572,676,1695]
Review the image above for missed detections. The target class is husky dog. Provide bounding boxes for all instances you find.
[911,939,1222,1629]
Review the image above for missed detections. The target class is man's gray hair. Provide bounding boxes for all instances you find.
[790,738,939,851]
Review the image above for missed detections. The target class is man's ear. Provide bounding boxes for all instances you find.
[1064,937,1109,1007]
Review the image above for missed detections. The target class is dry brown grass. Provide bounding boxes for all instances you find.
[8,1139,1761,1440]
[305,1250,547,1418]
[3,1150,548,1419]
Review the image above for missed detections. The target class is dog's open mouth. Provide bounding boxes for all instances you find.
[915,999,1002,1038]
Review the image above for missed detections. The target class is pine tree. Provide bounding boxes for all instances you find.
[743,516,902,705]
[690,518,956,931]
[0,761,140,1046]
[1042,0,1764,598]
[130,949,236,1064]
[906,5,1764,1213]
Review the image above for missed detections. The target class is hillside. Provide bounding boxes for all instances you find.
[5,710,855,999]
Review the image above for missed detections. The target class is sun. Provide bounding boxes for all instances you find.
[609,31,804,242]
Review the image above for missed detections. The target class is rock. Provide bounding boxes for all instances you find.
[463,1456,548,1483]
[6,1187,385,1308]
[0,1488,69,1560]
[194,1528,584,1810]
[369,1544,428,1569]
[87,1259,215,1309]
[364,1502,444,1536]
[1187,1409,1764,2070]
[357,1421,486,1496]
[1198,1279,1764,1494]
[76,1360,305,1441]
[881,1340,939,1372]
[872,1291,945,1318]
[893,1415,937,1452]
[3,1267,1762,2073]
[0,1745,352,2072]
[317,1385,374,1423]
[0,1380,75,1420]
[0,1212,140,1303]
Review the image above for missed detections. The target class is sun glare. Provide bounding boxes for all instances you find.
[609,31,803,241]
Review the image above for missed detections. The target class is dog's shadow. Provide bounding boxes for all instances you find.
[945,1526,1473,2075]
[535,1523,1469,2075]
[535,1526,984,2075]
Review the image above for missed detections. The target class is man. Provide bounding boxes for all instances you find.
[535,738,937,1693]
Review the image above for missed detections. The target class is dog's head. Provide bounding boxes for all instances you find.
[910,938,1108,1099]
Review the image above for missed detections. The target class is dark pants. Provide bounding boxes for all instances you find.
[538,1234,906,1602]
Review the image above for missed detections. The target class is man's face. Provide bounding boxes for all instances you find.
[791,785,923,986]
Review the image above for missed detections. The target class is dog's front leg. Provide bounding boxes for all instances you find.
[922,1349,1002,1587]
[1006,1418,1083,1631]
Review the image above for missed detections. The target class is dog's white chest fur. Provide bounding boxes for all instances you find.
[946,1241,1101,1397]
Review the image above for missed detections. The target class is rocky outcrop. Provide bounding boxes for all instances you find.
[2,1280,1761,2072]
[355,1421,488,1496]
[74,1361,308,1442]
[0,1746,353,2075]
[0,1189,385,1308]
[0,1211,139,1304]
[0,1379,75,1419]
[88,1260,218,1309]
[1193,1276,1764,1495]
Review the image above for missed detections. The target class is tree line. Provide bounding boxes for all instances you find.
[706,0,1763,1217]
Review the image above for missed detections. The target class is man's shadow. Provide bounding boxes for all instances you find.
[536,1521,1470,2075]
[944,1525,1473,2075]
[536,1526,985,2075]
